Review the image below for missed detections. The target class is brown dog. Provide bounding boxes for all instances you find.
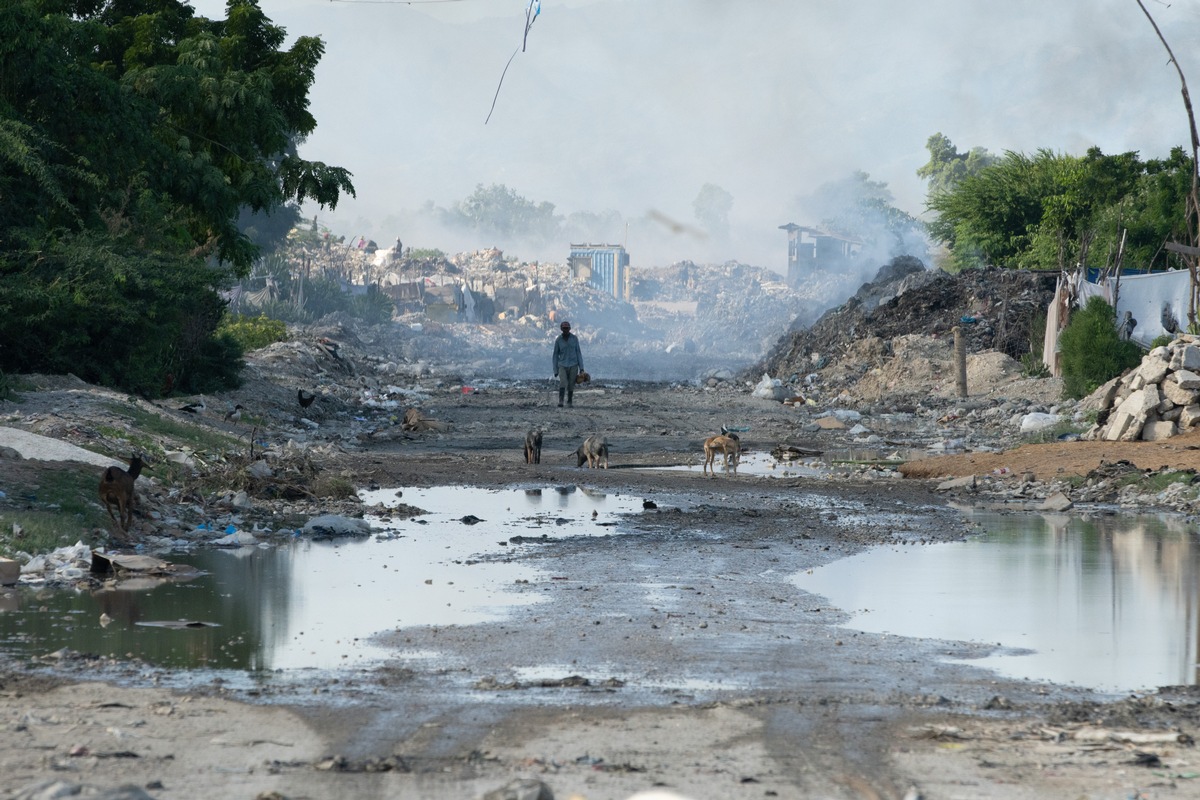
[702,434,740,477]
[575,435,609,469]
[524,429,542,464]
[99,454,144,531]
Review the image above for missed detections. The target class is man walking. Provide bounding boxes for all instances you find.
[552,320,583,407]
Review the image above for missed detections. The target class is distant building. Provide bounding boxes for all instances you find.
[779,224,862,287]
[569,243,630,299]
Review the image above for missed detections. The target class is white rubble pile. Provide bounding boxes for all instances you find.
[1088,336,1200,442]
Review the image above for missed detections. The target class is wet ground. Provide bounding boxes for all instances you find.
[4,382,1200,799]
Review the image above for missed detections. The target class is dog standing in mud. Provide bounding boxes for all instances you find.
[576,435,609,469]
[524,429,542,464]
[703,433,740,477]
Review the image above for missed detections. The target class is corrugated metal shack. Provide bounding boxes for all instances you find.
[569,244,630,300]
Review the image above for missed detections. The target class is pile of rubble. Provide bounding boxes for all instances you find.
[756,261,1058,404]
[1088,336,1200,441]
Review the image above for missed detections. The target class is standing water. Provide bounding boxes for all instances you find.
[793,510,1200,693]
[0,486,643,671]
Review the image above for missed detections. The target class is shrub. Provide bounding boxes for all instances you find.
[1059,296,1143,399]
[351,286,395,325]
[408,248,445,260]
[0,234,244,397]
[219,314,289,352]
[302,276,352,318]
[1150,334,1175,349]
[1020,352,1051,378]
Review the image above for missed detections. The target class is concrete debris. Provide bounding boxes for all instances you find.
[1088,337,1200,441]
[1039,491,1074,512]
[481,778,555,800]
[13,780,157,800]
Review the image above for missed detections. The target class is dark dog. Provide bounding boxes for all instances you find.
[575,435,609,469]
[702,434,741,477]
[99,454,144,532]
[524,429,542,464]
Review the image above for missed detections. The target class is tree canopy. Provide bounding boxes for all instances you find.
[921,134,1192,273]
[0,0,353,394]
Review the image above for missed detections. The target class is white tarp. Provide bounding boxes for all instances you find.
[1111,269,1192,348]
[1046,268,1192,366]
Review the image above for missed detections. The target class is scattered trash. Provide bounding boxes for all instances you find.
[751,373,787,401]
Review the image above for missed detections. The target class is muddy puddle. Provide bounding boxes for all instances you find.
[0,486,644,672]
[794,510,1200,693]
[648,447,918,478]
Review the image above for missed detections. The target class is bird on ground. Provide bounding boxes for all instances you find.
[224,404,244,423]
[298,388,317,408]
[178,400,206,414]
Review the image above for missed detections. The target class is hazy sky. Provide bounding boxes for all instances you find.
[187,0,1200,272]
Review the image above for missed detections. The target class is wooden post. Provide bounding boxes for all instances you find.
[954,326,968,398]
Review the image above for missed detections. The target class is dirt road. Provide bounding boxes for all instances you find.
[2,381,1199,800]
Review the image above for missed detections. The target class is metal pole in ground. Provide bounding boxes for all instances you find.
[954,325,968,398]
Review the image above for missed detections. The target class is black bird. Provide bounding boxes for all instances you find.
[224,404,244,423]
[298,389,317,408]
[178,400,206,414]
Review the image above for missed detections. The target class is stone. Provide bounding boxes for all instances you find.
[481,779,554,800]
[1161,377,1199,407]
[1175,369,1200,390]
[1142,420,1178,441]
[936,475,976,491]
[1039,491,1074,512]
[303,514,372,537]
[1177,344,1200,370]
[1102,410,1140,442]
[1181,404,1200,428]
[1133,354,1170,387]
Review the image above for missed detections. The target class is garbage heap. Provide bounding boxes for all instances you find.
[1089,336,1200,441]
[756,261,1057,395]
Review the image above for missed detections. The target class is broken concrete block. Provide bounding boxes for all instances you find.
[1177,344,1200,371]
[1039,491,1074,512]
[936,475,976,491]
[1134,355,1170,386]
[1181,404,1200,428]
[1176,369,1200,390]
[1102,410,1140,442]
[1142,420,1178,441]
[1162,377,1199,407]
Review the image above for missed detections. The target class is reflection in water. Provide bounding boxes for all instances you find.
[793,511,1200,692]
[0,486,642,671]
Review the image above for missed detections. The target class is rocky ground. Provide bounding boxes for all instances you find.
[2,262,1200,800]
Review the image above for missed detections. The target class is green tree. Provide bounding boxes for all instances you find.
[917,133,997,198]
[692,183,732,241]
[1059,296,1142,399]
[0,0,353,394]
[928,146,1187,272]
[453,184,561,241]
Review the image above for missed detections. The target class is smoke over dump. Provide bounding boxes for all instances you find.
[189,0,1196,277]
